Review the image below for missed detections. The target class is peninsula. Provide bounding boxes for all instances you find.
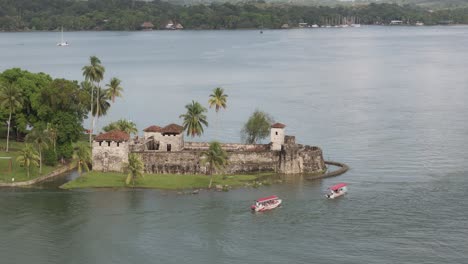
[62,122,328,190]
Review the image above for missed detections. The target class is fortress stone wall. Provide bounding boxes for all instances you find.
[92,123,326,175]
[92,140,129,172]
[136,149,278,175]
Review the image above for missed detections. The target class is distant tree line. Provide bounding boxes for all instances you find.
[0,0,467,31]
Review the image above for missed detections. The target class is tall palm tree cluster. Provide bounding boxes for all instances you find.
[179,87,228,139]
[82,56,124,145]
[177,87,229,188]
[118,87,230,188]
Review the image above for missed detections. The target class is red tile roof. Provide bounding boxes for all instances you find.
[271,123,286,129]
[94,130,130,142]
[162,123,184,134]
[143,125,163,132]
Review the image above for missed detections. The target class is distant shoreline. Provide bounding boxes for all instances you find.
[1,24,467,33]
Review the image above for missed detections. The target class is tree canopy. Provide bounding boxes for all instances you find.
[241,110,274,144]
[209,87,228,113]
[103,119,138,135]
[0,68,90,159]
[180,100,209,138]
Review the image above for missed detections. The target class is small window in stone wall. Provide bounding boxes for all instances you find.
[117,142,120,147]
[107,141,111,147]
[167,144,172,152]
[276,131,278,135]
[99,142,102,146]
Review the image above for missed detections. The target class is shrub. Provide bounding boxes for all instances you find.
[57,143,73,160]
[43,148,58,166]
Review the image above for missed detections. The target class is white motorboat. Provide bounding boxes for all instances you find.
[251,195,282,212]
[326,183,348,199]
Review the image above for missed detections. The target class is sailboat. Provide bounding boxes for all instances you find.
[57,26,69,46]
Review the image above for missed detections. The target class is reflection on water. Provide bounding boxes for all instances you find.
[1,27,468,263]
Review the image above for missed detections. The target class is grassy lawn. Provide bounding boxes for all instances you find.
[61,171,274,190]
[0,139,60,183]
[0,139,24,152]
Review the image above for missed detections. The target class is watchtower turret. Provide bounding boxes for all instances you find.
[270,123,286,151]
[92,130,130,172]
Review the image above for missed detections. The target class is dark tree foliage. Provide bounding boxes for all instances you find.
[57,142,74,160]
[241,110,274,144]
[0,69,91,162]
[43,148,58,166]
[0,0,467,31]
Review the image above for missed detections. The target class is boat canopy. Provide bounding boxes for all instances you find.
[329,183,347,191]
[257,195,279,203]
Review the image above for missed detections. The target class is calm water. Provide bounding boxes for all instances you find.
[1,27,468,263]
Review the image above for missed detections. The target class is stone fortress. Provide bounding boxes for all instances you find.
[92,122,326,175]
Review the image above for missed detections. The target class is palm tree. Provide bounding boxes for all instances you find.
[0,83,23,152]
[202,141,228,189]
[26,128,51,174]
[93,87,111,126]
[16,144,40,178]
[82,56,105,145]
[208,87,228,139]
[46,123,58,152]
[103,119,138,135]
[125,153,144,186]
[179,100,209,137]
[80,80,94,107]
[208,87,228,112]
[73,143,91,177]
[106,77,123,103]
